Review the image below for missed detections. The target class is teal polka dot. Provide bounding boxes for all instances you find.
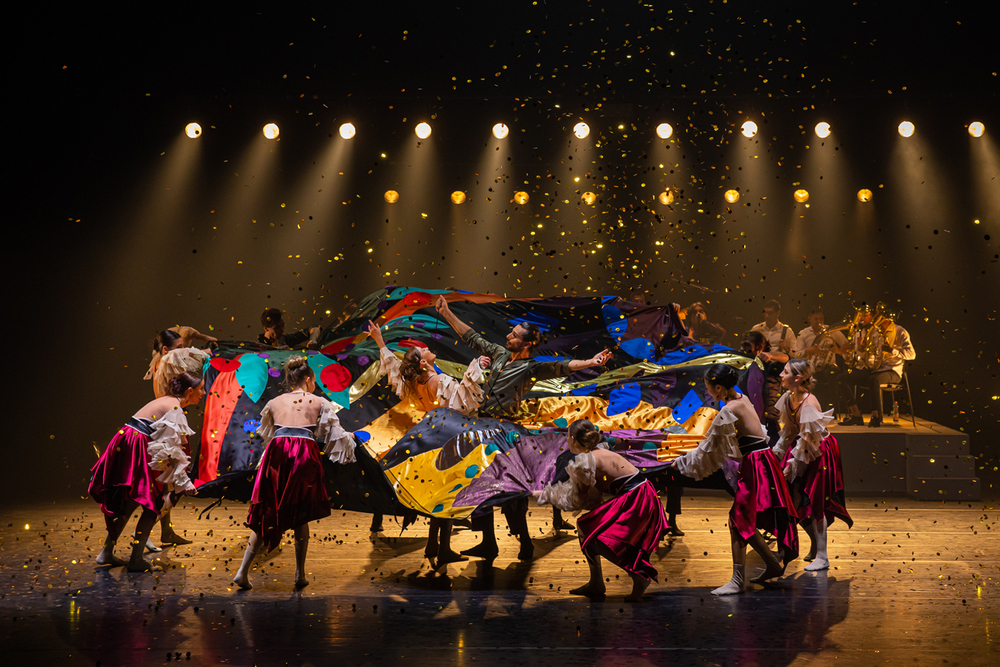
[554,417,569,428]
[432,504,444,513]
[643,442,657,450]
[451,483,464,492]
[485,443,500,455]
[464,464,480,478]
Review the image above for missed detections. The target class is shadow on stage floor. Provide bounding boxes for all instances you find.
[0,496,994,666]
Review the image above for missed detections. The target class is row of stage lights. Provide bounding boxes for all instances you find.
[183,120,988,140]
[382,186,875,206]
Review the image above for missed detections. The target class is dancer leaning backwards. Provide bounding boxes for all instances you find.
[233,357,355,590]
[671,364,799,595]
[89,372,204,572]
[534,419,668,602]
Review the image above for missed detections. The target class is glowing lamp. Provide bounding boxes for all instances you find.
[741,121,757,138]
[815,122,831,138]
[793,189,810,203]
[339,123,356,139]
[185,123,202,138]
[656,123,673,139]
[415,122,432,139]
[384,190,399,203]
[573,122,590,139]
[898,121,915,138]
[658,191,674,205]
[968,121,984,138]
[724,190,740,204]
[451,191,466,204]
[262,123,280,139]
[493,123,509,139]
[513,191,529,205]
[581,192,597,205]
[857,189,873,202]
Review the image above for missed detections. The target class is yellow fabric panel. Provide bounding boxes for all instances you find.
[382,443,500,519]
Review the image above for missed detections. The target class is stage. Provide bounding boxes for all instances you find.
[1,494,995,666]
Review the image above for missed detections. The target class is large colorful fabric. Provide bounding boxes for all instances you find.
[194,287,752,520]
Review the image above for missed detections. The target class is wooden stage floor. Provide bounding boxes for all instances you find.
[1,496,995,666]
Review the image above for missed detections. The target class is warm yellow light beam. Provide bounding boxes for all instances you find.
[451,191,466,204]
[339,123,356,139]
[741,121,758,138]
[656,123,673,139]
[968,121,985,138]
[724,189,740,203]
[415,122,432,139]
[857,189,873,202]
[573,122,590,139]
[185,123,202,138]
[384,190,399,203]
[263,123,280,139]
[815,122,831,138]
[898,121,915,138]
[493,123,509,139]
[794,189,810,202]
[658,191,674,205]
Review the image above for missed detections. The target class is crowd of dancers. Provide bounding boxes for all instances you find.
[88,295,865,600]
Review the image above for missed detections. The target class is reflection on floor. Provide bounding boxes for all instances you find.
[1,496,995,665]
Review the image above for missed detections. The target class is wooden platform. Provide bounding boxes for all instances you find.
[831,416,980,500]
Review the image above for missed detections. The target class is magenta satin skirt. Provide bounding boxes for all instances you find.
[782,434,853,528]
[730,449,799,560]
[89,424,164,522]
[246,436,331,552]
[577,480,669,581]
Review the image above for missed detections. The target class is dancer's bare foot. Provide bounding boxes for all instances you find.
[569,582,607,599]
[804,556,829,571]
[625,575,650,602]
[160,531,192,546]
[233,572,253,590]
[294,573,309,589]
[126,557,162,573]
[96,549,128,567]
[436,549,467,566]
[136,536,162,553]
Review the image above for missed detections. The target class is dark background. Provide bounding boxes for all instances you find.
[6,2,997,504]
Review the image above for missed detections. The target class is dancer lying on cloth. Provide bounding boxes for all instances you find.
[233,356,354,590]
[367,320,489,567]
[89,371,204,572]
[534,419,668,602]
[773,359,853,572]
[671,363,799,595]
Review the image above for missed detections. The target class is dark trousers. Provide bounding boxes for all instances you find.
[839,368,901,416]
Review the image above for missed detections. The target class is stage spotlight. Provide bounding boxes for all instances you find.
[656,123,673,139]
[573,122,590,139]
[898,121,915,138]
[493,123,509,139]
[857,189,873,202]
[185,123,202,138]
[451,191,466,204]
[815,122,831,138]
[968,121,985,137]
[263,123,280,139]
[339,123,356,139]
[724,189,740,204]
[794,189,810,202]
[741,121,758,138]
[658,191,674,205]
[581,192,597,205]
[415,122,432,139]
[384,190,399,203]
[514,191,529,205]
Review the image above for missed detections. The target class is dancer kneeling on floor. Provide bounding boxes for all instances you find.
[671,364,799,595]
[773,359,853,572]
[89,372,204,572]
[233,356,355,590]
[534,420,668,602]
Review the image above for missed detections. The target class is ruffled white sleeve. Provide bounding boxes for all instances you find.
[147,407,196,493]
[771,393,796,460]
[316,398,356,464]
[379,347,407,399]
[788,404,834,466]
[437,359,485,416]
[537,452,605,512]
[673,406,743,480]
[255,404,276,446]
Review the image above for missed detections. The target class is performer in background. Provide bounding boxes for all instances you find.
[740,332,783,446]
[258,307,322,350]
[367,320,489,567]
[233,357,354,590]
[751,299,795,362]
[434,295,611,561]
[89,372,203,572]
[535,419,668,602]
[839,306,915,427]
[671,364,798,595]
[773,359,852,571]
[683,301,727,346]
[792,307,848,413]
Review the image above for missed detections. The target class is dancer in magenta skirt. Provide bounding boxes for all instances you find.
[233,356,354,590]
[535,419,668,601]
[773,359,853,572]
[89,371,204,572]
[672,364,799,595]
